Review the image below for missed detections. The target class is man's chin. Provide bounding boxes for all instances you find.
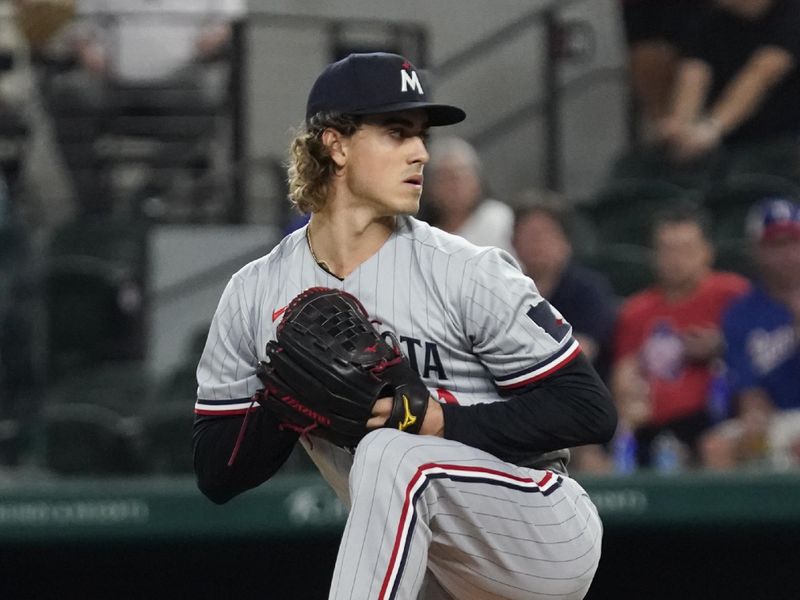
[400,197,421,216]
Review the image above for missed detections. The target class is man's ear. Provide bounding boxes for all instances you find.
[322,128,347,168]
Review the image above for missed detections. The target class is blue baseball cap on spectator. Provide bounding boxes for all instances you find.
[305,52,466,126]
[747,198,800,243]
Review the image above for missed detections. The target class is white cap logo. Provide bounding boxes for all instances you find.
[400,61,424,94]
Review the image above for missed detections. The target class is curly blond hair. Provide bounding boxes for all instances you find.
[287,112,361,214]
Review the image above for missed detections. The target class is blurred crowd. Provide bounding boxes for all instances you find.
[1,0,800,479]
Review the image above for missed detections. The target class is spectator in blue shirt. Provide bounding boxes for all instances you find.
[701,198,800,469]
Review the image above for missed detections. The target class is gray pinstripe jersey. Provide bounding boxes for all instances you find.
[196,216,579,498]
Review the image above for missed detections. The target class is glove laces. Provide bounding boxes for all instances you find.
[278,422,318,449]
[370,331,404,374]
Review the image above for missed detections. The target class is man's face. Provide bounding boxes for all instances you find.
[653,221,713,289]
[513,211,571,277]
[336,109,430,216]
[427,155,482,215]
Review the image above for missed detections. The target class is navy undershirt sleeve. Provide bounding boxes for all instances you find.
[440,352,617,465]
[193,409,298,504]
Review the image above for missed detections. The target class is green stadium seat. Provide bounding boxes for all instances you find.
[29,403,142,476]
[0,224,27,309]
[724,138,800,183]
[714,238,755,279]
[44,256,145,381]
[48,216,147,268]
[587,179,694,246]
[44,361,153,418]
[1,224,35,416]
[582,243,654,299]
[139,402,194,475]
[609,144,723,190]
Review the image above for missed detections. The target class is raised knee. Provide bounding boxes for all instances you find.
[361,427,405,448]
[349,429,415,488]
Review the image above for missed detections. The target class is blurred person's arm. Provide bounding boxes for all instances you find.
[628,41,682,138]
[49,14,107,74]
[707,46,795,133]
[658,58,712,143]
[672,47,796,161]
[681,325,724,363]
[733,387,774,462]
[610,354,651,429]
[75,33,106,74]
[610,298,650,429]
[574,333,599,363]
[195,23,231,61]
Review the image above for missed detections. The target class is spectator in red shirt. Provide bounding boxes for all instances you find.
[611,202,750,467]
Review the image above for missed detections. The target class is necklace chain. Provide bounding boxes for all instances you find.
[306,226,322,265]
[306,225,340,278]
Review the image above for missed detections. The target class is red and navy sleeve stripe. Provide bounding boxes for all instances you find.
[493,338,582,390]
[194,397,261,416]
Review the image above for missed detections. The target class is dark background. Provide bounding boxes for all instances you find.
[1,525,797,599]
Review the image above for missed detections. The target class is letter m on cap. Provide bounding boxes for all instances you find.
[401,69,424,94]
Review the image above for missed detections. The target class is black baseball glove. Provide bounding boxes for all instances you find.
[255,287,430,449]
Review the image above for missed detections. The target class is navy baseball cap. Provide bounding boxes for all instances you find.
[305,52,466,126]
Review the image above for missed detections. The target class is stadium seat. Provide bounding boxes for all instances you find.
[29,403,142,476]
[724,138,800,183]
[44,256,145,380]
[714,238,755,279]
[48,216,148,267]
[582,243,654,299]
[0,224,35,416]
[609,144,723,191]
[0,418,24,466]
[587,179,693,246]
[138,402,194,475]
[0,224,27,307]
[0,107,30,197]
[44,361,154,418]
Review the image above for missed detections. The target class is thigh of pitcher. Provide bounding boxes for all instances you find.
[346,430,602,600]
[422,467,603,600]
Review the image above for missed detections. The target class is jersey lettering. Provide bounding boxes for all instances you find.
[396,335,448,380]
[423,342,447,380]
[399,336,422,373]
[526,301,570,342]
